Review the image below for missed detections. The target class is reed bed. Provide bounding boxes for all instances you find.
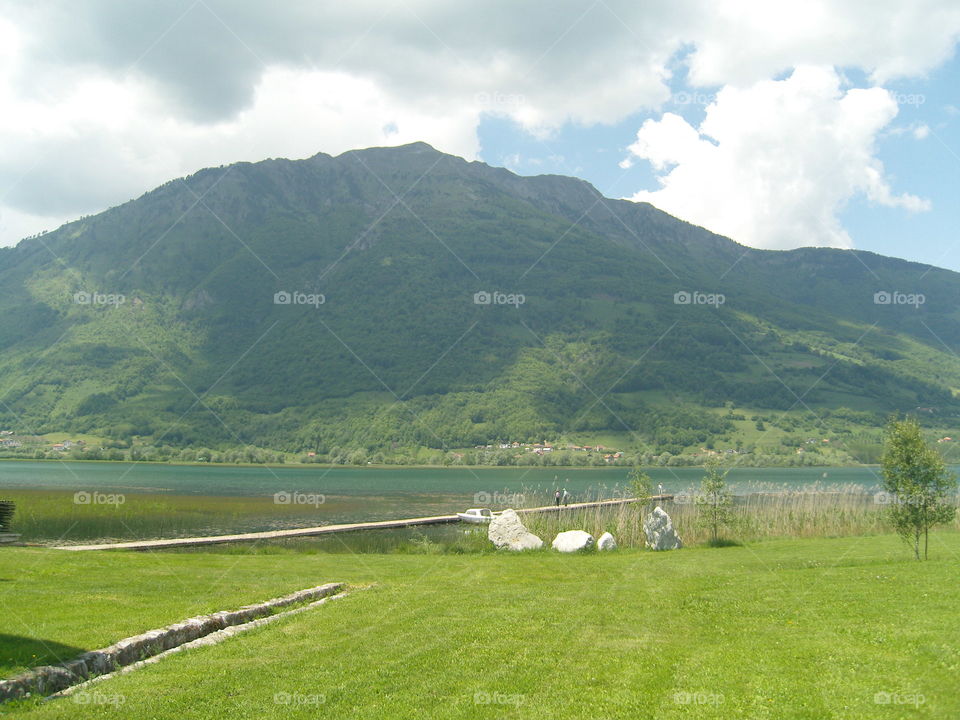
[9,483,958,551]
[5,490,340,544]
[519,483,960,548]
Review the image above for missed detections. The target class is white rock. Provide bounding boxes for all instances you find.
[511,532,545,551]
[596,532,617,551]
[551,530,594,553]
[488,509,543,551]
[643,506,682,551]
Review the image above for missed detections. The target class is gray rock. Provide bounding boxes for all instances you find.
[643,506,682,550]
[488,509,543,551]
[552,530,594,552]
[596,531,617,551]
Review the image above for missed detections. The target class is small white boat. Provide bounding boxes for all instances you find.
[457,508,497,524]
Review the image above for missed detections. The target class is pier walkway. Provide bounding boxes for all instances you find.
[53,495,672,551]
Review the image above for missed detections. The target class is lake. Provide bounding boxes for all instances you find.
[0,461,920,543]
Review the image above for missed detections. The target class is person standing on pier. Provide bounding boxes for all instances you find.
[555,489,561,506]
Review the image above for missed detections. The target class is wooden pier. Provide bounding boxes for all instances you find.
[53,495,671,552]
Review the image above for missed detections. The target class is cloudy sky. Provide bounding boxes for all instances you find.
[1,1,959,270]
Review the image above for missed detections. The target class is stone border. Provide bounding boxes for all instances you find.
[52,588,353,701]
[0,582,345,702]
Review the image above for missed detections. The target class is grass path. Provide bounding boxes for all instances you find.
[2,533,959,718]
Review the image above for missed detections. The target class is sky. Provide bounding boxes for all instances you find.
[0,1,958,270]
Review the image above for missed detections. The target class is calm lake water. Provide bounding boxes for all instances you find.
[1,461,947,543]
[0,461,896,496]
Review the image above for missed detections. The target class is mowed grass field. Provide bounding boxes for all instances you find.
[2,534,959,719]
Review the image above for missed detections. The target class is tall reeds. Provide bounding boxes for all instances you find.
[518,483,960,548]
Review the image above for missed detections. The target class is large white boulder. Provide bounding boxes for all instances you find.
[596,531,617,551]
[488,509,543,551]
[643,506,682,551]
[551,530,594,553]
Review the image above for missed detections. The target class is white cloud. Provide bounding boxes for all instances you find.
[0,205,75,246]
[0,1,958,246]
[685,0,960,86]
[0,65,481,223]
[913,123,931,139]
[624,67,931,250]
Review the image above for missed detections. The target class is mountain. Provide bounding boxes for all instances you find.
[0,142,958,464]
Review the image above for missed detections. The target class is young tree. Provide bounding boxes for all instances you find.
[881,417,957,560]
[696,459,734,545]
[628,467,654,509]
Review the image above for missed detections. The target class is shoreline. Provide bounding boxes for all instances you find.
[0,457,882,471]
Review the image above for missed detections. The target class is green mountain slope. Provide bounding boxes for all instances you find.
[0,142,957,463]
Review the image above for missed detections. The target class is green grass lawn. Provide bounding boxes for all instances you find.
[2,533,959,718]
